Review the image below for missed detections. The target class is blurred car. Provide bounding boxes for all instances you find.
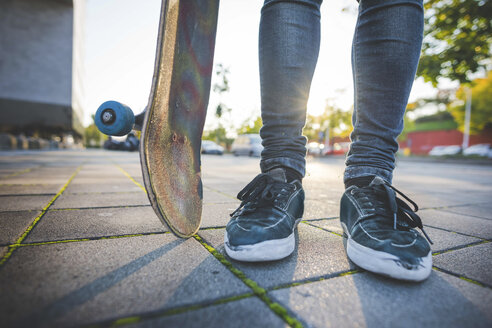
[463,143,492,158]
[307,142,325,156]
[201,140,224,155]
[324,142,350,155]
[103,133,139,151]
[231,134,263,157]
[428,145,461,156]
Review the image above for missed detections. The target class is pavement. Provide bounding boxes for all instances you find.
[0,149,491,328]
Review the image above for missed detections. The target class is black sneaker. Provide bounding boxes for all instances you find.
[340,176,433,281]
[224,168,304,262]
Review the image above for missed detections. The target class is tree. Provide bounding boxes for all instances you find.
[448,71,492,134]
[203,124,234,150]
[84,114,106,148]
[213,63,231,119]
[237,116,262,135]
[303,103,352,142]
[417,0,492,86]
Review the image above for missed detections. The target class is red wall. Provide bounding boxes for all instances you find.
[400,129,492,155]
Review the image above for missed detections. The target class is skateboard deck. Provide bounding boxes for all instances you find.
[95,0,219,238]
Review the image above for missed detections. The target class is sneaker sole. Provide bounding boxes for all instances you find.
[224,232,295,262]
[346,237,432,282]
[224,218,301,262]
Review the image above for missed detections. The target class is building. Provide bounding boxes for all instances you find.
[0,0,85,139]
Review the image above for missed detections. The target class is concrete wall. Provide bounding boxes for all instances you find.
[0,0,85,136]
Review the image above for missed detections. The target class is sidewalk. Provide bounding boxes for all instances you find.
[0,150,491,327]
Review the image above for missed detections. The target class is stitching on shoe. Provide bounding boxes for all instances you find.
[265,214,287,230]
[359,223,385,242]
[236,223,251,232]
[281,187,301,211]
[391,239,417,247]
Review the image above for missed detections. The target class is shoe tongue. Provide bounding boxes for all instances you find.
[369,176,386,187]
[266,168,287,182]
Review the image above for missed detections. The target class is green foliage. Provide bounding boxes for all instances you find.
[213,63,231,118]
[84,115,106,148]
[203,124,234,149]
[304,103,353,142]
[237,116,262,135]
[448,71,492,134]
[409,119,458,132]
[418,0,492,85]
[414,110,454,123]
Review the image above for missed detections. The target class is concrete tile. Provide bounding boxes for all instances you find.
[129,297,286,328]
[203,188,237,204]
[0,210,39,245]
[25,207,166,243]
[306,219,344,235]
[199,224,355,289]
[0,195,53,211]
[271,271,492,327]
[201,203,240,228]
[303,199,339,219]
[0,184,59,195]
[65,181,143,193]
[52,191,150,209]
[420,209,492,239]
[441,204,492,220]
[426,227,482,253]
[434,243,492,286]
[308,219,482,253]
[3,167,78,184]
[303,186,344,202]
[0,234,249,327]
[202,183,241,197]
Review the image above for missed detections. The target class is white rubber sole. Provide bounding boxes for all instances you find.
[346,237,432,282]
[224,232,296,262]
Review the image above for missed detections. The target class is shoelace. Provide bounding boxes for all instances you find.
[230,173,295,217]
[352,181,433,245]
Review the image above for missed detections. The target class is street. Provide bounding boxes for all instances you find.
[0,150,491,327]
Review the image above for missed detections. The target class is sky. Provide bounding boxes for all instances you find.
[84,0,442,131]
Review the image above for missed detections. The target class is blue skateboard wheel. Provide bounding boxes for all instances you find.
[95,101,135,136]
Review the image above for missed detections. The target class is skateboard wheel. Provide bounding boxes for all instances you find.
[95,101,135,136]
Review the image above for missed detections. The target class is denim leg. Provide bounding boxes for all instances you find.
[345,0,424,184]
[259,0,322,177]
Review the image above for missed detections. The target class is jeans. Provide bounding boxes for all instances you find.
[259,0,424,184]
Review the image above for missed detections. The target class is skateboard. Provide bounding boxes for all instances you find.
[95,0,219,238]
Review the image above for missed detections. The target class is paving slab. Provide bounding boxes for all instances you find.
[303,185,344,202]
[440,203,492,221]
[0,183,60,195]
[25,207,166,243]
[64,181,143,193]
[203,188,238,204]
[0,210,40,245]
[271,271,492,327]
[0,234,249,328]
[419,209,492,239]
[199,224,355,289]
[308,219,482,253]
[52,191,150,209]
[434,242,492,286]
[128,297,286,328]
[0,195,53,211]
[303,199,339,219]
[201,203,241,228]
[2,167,78,184]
